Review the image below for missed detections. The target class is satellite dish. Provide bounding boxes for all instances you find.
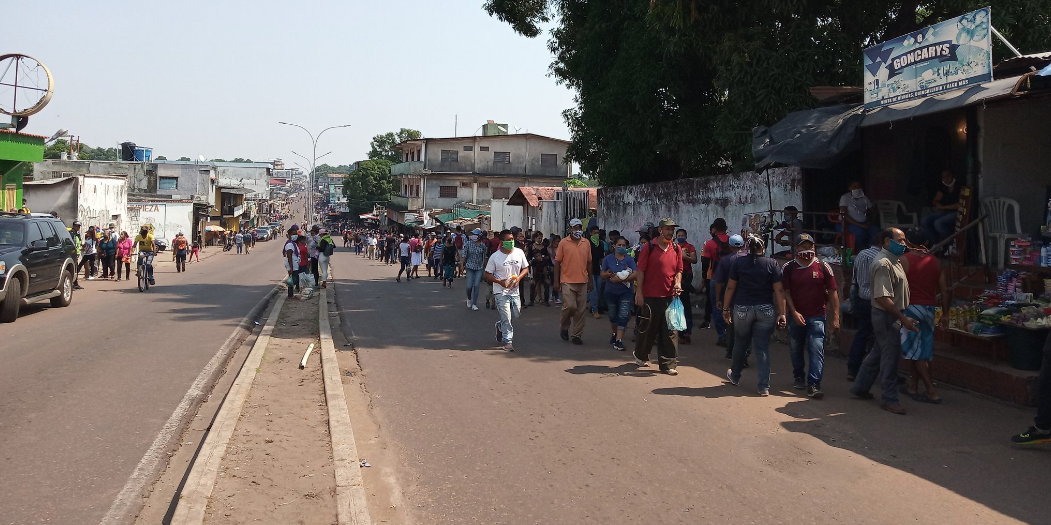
[0,54,54,117]
[198,155,206,162]
[48,128,68,143]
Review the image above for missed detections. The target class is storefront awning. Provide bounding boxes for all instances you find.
[861,75,1025,128]
[205,225,226,232]
[752,104,865,170]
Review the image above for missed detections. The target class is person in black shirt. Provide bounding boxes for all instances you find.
[922,170,962,245]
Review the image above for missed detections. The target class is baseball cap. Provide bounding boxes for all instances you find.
[637,221,655,232]
[569,218,583,227]
[72,220,82,226]
[795,233,816,246]
[728,234,745,247]
[471,228,482,235]
[658,218,678,228]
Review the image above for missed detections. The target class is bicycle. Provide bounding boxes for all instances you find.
[136,251,155,292]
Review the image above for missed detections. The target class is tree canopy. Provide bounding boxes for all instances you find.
[342,159,395,214]
[368,128,422,164]
[485,0,1051,186]
[44,140,119,161]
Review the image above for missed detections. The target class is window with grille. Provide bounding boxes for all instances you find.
[493,152,510,164]
[439,185,457,198]
[480,146,490,152]
[463,146,473,151]
[441,150,458,162]
[491,187,510,199]
[159,177,178,190]
[460,182,472,188]
[540,154,557,166]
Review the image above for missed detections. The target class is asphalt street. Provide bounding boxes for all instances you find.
[0,241,284,524]
[330,249,1051,525]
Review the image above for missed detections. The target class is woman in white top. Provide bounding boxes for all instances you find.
[77,226,99,280]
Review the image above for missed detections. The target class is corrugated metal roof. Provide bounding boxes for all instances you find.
[507,186,597,210]
[393,133,570,150]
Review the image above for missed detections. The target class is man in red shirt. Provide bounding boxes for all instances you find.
[701,218,732,345]
[634,218,684,375]
[901,228,949,403]
[782,233,840,399]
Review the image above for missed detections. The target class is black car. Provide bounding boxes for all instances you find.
[0,212,78,322]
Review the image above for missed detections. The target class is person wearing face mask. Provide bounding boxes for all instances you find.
[674,228,698,344]
[485,230,530,351]
[851,227,919,415]
[782,233,840,399]
[921,170,962,247]
[462,229,489,310]
[600,237,638,351]
[633,218,684,374]
[838,180,878,248]
[587,224,606,319]
[554,218,593,345]
[283,227,302,298]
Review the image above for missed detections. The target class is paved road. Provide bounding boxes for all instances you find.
[330,251,1051,525]
[0,240,284,524]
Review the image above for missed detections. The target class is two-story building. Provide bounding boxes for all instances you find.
[387,131,571,227]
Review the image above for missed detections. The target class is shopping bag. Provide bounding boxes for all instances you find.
[300,273,317,290]
[286,275,295,287]
[666,296,687,332]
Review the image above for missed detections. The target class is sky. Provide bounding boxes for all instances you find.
[7,0,574,167]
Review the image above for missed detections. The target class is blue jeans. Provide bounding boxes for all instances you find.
[495,293,521,343]
[922,210,957,244]
[844,223,879,249]
[710,286,726,338]
[588,274,603,313]
[789,316,826,387]
[465,268,484,306]
[848,298,873,375]
[236,242,243,253]
[729,304,776,390]
[605,288,634,330]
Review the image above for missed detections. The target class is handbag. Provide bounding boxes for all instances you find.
[666,296,687,331]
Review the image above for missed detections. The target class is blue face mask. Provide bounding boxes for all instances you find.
[615,246,628,255]
[676,238,686,244]
[887,239,907,256]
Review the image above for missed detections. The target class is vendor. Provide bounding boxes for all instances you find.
[839,180,878,249]
[921,170,961,247]
[774,205,804,257]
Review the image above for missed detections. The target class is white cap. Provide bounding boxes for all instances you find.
[569,218,583,227]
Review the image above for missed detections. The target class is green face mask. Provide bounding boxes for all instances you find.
[590,234,599,244]
[502,240,515,251]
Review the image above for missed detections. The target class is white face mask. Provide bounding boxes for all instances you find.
[469,235,478,241]
[851,188,864,198]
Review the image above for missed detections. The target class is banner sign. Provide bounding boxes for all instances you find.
[864,7,992,110]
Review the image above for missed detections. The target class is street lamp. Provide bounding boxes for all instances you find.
[278,121,351,225]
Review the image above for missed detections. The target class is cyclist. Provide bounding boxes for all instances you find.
[134,227,157,285]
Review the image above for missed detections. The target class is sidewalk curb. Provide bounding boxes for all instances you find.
[100,286,280,525]
[170,293,287,525]
[319,288,372,525]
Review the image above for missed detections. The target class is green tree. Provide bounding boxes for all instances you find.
[230,157,254,163]
[485,0,1051,185]
[210,158,227,162]
[342,159,395,213]
[177,157,192,161]
[368,128,422,163]
[155,156,168,161]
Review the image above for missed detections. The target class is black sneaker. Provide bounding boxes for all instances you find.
[807,385,825,399]
[698,321,711,329]
[613,340,626,351]
[571,336,583,345]
[560,330,569,341]
[793,378,806,390]
[609,333,617,345]
[1012,426,1051,445]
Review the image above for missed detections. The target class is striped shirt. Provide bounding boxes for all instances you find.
[851,246,880,300]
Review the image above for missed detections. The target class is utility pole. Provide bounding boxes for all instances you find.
[278,122,351,225]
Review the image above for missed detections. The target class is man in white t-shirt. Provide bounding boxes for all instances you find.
[396,236,412,282]
[283,228,302,298]
[838,180,878,248]
[485,229,530,351]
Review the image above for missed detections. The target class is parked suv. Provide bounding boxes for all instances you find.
[0,212,78,322]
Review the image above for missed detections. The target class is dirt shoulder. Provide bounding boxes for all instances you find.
[204,293,338,525]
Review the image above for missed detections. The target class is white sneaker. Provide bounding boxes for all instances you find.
[87,276,95,281]
[471,305,479,311]
[467,299,472,308]
[635,357,648,367]
[665,368,678,376]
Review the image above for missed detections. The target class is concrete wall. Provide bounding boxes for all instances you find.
[155,163,216,204]
[77,175,128,232]
[422,175,562,209]
[33,160,153,193]
[979,98,1051,235]
[215,165,270,199]
[598,168,803,286]
[127,202,194,243]
[23,178,78,227]
[490,199,525,231]
[420,135,570,178]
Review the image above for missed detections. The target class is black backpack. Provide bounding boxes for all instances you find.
[711,235,733,269]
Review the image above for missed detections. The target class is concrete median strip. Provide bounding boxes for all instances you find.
[319,288,372,525]
[170,293,286,525]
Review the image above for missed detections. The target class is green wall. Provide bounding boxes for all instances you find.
[0,132,46,211]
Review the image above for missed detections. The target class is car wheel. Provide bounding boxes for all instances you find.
[50,270,73,308]
[0,275,23,322]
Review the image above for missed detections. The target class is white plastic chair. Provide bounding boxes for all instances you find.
[876,200,918,229]
[980,197,1023,269]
